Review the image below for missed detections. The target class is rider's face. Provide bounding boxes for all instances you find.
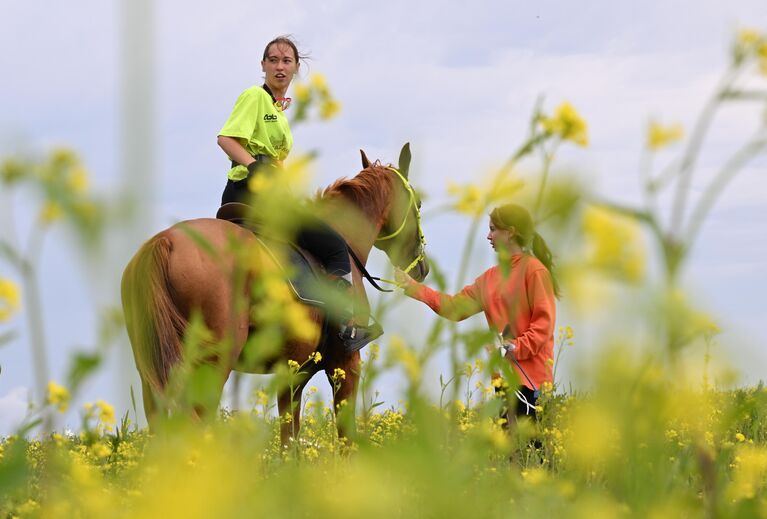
[261,43,298,92]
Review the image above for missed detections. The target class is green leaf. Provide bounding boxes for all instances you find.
[0,439,31,495]
[0,330,17,348]
[67,351,102,391]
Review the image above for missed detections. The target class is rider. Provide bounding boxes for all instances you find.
[217,35,381,350]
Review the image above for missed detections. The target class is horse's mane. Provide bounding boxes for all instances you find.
[319,162,394,226]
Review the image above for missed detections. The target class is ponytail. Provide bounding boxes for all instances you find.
[490,204,561,299]
[532,232,561,299]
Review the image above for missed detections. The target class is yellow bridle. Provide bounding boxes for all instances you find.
[375,166,426,275]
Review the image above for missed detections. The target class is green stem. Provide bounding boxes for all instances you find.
[684,132,767,250]
[670,65,740,238]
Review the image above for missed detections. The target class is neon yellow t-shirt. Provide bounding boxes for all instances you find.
[219,85,293,181]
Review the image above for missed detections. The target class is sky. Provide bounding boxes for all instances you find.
[0,0,765,434]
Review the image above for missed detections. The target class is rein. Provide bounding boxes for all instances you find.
[353,166,427,292]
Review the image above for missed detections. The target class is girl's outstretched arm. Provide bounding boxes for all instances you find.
[395,268,482,321]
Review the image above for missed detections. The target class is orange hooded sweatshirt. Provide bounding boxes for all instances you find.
[405,253,556,390]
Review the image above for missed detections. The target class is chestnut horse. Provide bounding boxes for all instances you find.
[121,146,428,443]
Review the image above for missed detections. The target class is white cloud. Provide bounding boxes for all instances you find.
[0,387,30,437]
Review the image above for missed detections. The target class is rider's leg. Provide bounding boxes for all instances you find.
[294,220,382,351]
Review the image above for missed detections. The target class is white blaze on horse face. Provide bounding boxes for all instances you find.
[261,43,298,94]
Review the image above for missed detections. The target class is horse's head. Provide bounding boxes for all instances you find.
[363,144,430,282]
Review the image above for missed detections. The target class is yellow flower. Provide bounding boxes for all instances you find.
[540,102,589,147]
[759,41,767,75]
[47,381,70,413]
[91,442,111,459]
[287,359,301,372]
[736,432,746,442]
[582,206,645,282]
[67,166,89,194]
[96,399,116,429]
[40,201,63,224]
[647,120,684,150]
[332,368,346,381]
[293,82,311,103]
[285,302,319,341]
[319,99,341,120]
[310,351,322,364]
[255,390,269,407]
[0,278,21,321]
[309,73,329,94]
[447,182,482,216]
[737,28,762,48]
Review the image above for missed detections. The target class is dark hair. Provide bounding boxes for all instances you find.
[262,35,307,65]
[489,204,561,298]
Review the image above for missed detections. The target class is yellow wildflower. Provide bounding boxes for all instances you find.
[582,205,645,282]
[727,445,767,501]
[91,442,111,459]
[309,73,329,94]
[758,41,767,75]
[647,120,684,150]
[332,368,346,381]
[285,302,319,341]
[50,148,78,168]
[40,201,63,224]
[264,279,292,303]
[67,166,89,194]
[736,432,746,442]
[96,400,116,429]
[293,82,311,102]
[287,359,301,372]
[447,182,482,216]
[0,278,21,321]
[540,102,589,147]
[737,28,761,48]
[46,381,70,413]
[255,390,269,407]
[319,99,341,120]
[310,351,322,364]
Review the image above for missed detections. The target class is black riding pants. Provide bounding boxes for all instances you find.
[221,176,351,277]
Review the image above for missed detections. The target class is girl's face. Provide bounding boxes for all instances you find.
[487,221,514,252]
[261,43,298,91]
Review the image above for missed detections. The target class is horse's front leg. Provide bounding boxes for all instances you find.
[277,383,305,448]
[327,350,361,442]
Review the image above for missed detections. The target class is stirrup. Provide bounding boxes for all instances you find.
[339,322,384,353]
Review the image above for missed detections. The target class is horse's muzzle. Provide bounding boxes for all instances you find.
[410,257,430,282]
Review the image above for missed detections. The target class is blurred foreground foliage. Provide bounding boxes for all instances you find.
[2,367,767,517]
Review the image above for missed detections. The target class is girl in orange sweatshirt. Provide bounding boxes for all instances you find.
[395,204,560,418]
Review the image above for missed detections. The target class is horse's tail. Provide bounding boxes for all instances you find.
[121,234,186,393]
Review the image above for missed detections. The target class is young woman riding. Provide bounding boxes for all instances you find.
[217,35,380,350]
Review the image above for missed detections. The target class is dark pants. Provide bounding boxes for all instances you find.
[221,177,351,277]
[513,385,538,418]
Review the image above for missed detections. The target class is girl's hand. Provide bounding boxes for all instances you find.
[394,268,416,288]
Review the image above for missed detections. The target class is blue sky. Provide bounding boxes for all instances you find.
[1,0,765,433]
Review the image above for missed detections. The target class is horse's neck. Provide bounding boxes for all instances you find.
[321,201,381,265]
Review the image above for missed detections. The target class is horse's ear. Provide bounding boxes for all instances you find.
[398,142,411,179]
[360,149,371,169]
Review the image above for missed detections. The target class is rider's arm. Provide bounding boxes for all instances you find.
[217,135,256,168]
